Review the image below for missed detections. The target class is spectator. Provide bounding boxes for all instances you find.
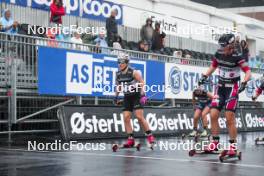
[94,31,109,54]
[113,35,124,48]
[173,51,182,59]
[71,31,83,50]
[111,42,122,56]
[0,9,19,34]
[50,0,65,26]
[138,40,149,52]
[46,28,58,47]
[52,27,70,48]
[106,9,118,47]
[241,40,249,62]
[140,18,154,48]
[185,53,192,60]
[152,22,166,53]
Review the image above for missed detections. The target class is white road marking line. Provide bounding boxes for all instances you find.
[1,148,264,169]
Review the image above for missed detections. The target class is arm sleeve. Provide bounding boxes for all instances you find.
[238,58,250,72]
[256,88,263,94]
[211,57,218,68]
[115,73,120,85]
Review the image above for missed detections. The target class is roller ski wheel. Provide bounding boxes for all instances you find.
[188,149,196,157]
[112,144,118,152]
[219,150,241,162]
[238,151,242,160]
[181,134,186,140]
[112,143,141,152]
[148,142,155,150]
[193,141,220,155]
[147,135,155,150]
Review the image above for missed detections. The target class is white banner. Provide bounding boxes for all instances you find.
[165,63,218,99]
[165,63,264,102]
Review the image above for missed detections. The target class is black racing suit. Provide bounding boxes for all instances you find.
[210,49,250,112]
[193,88,211,110]
[116,67,143,112]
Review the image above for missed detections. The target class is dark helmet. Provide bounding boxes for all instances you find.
[218,33,235,47]
[193,85,205,96]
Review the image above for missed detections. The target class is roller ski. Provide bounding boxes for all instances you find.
[255,137,264,145]
[189,140,220,157]
[112,138,141,152]
[147,134,155,150]
[219,145,241,162]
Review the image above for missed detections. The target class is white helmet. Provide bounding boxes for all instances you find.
[117,53,129,64]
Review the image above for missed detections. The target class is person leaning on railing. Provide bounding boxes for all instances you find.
[71,31,84,51]
[138,40,149,52]
[0,9,19,34]
[94,30,109,54]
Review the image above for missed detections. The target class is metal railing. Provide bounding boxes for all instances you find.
[2,2,219,54]
[0,32,263,90]
[0,31,263,139]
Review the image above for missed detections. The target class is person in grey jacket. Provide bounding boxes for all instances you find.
[106,9,118,47]
[140,18,154,49]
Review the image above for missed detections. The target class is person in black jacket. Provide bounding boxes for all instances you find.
[106,9,118,47]
[152,22,166,53]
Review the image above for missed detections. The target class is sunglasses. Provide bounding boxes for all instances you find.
[118,59,127,64]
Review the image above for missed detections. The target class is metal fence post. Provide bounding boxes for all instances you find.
[171,99,175,107]
[8,92,12,143]
[76,96,82,105]
[10,57,17,124]
[95,97,98,105]
[7,47,18,143]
